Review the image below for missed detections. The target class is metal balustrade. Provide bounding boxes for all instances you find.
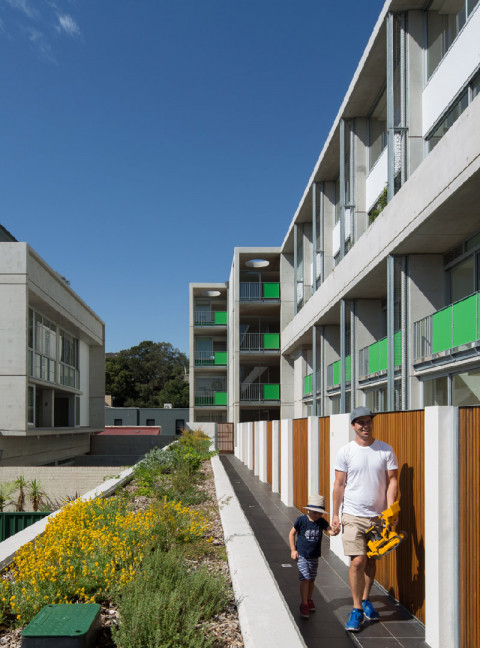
[239,332,280,351]
[239,282,280,301]
[194,351,227,366]
[194,390,227,406]
[194,311,227,326]
[240,383,280,401]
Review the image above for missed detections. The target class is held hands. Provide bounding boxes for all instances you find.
[331,515,341,535]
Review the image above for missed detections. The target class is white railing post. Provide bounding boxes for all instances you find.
[246,422,254,470]
[329,413,353,566]
[280,418,294,507]
[272,420,280,494]
[257,421,268,483]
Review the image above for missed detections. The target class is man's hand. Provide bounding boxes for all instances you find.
[291,549,299,561]
[331,514,341,534]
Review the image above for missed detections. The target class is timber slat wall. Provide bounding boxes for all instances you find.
[266,421,272,486]
[318,417,330,512]
[293,418,308,511]
[459,407,480,648]
[373,411,425,624]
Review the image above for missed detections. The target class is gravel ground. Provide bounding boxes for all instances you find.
[0,460,244,648]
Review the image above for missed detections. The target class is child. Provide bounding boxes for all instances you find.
[289,494,338,618]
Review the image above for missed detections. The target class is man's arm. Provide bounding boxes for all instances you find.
[386,468,398,507]
[331,470,346,532]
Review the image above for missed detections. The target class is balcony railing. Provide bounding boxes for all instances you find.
[303,371,321,397]
[327,356,351,389]
[239,282,280,301]
[240,332,280,352]
[194,311,227,326]
[194,351,228,366]
[240,383,280,401]
[358,331,402,379]
[194,391,227,406]
[413,291,480,362]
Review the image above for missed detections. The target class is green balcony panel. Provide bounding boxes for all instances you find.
[345,355,351,382]
[263,282,280,299]
[263,333,280,350]
[332,360,341,386]
[214,352,227,365]
[453,294,477,347]
[264,384,280,400]
[195,396,214,406]
[378,337,388,372]
[214,391,227,406]
[432,306,453,354]
[394,331,402,366]
[304,373,313,395]
[214,311,227,325]
[369,341,379,374]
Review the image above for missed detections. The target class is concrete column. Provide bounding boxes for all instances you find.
[424,406,459,648]
[329,413,354,566]
[280,418,294,507]
[253,422,260,477]
[271,420,280,494]
[308,416,319,498]
[235,422,244,460]
[257,421,268,483]
[246,422,254,470]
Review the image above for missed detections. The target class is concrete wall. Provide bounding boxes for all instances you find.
[0,433,91,466]
[105,407,188,435]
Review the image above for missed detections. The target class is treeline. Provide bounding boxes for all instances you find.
[106,340,188,408]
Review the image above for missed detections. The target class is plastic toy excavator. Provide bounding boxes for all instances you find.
[365,501,407,559]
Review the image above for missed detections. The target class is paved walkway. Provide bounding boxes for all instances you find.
[220,454,429,648]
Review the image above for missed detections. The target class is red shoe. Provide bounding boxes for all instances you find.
[299,603,310,618]
[308,599,316,612]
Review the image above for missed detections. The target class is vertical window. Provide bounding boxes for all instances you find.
[114,418,123,426]
[427,91,468,151]
[427,0,466,80]
[368,87,387,170]
[28,385,35,424]
[452,368,480,405]
[424,376,449,406]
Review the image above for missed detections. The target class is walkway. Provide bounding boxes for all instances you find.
[220,454,429,648]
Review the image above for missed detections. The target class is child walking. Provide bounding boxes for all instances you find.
[289,494,338,618]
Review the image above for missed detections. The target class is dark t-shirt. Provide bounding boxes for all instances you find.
[293,514,329,559]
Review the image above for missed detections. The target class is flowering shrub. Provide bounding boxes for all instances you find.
[0,492,210,625]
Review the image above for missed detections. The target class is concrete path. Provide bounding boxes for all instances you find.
[219,454,429,648]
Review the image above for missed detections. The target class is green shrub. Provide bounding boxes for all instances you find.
[112,546,228,648]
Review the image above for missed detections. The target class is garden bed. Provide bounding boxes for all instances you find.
[0,436,244,648]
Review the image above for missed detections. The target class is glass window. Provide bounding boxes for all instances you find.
[114,418,123,426]
[369,88,387,170]
[424,376,449,405]
[427,0,466,80]
[428,91,468,151]
[28,385,35,424]
[452,368,480,405]
[449,255,474,302]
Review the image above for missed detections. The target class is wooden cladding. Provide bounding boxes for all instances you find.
[217,423,234,453]
[293,418,308,512]
[459,407,480,648]
[318,417,330,512]
[372,411,425,624]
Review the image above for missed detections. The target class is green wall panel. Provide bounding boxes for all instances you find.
[214,351,227,365]
[369,341,379,374]
[453,294,476,347]
[432,306,453,354]
[304,373,313,395]
[333,360,340,386]
[214,311,227,325]
[263,283,280,299]
[264,384,280,400]
[394,331,402,366]
[263,333,280,349]
[378,337,388,372]
[214,391,227,406]
[345,355,351,382]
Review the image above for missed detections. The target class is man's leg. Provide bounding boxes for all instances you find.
[348,554,367,609]
[363,556,376,600]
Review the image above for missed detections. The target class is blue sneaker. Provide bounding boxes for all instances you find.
[345,608,364,632]
[362,598,380,621]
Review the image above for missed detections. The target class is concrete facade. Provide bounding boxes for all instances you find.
[189,0,480,420]
[0,233,105,465]
[105,406,188,435]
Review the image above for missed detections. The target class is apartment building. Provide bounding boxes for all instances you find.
[0,225,105,465]
[190,0,480,425]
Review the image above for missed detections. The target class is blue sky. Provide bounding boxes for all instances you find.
[0,0,385,355]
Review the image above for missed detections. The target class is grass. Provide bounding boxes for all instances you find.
[0,430,231,646]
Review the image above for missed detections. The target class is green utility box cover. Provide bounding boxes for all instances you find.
[21,603,101,648]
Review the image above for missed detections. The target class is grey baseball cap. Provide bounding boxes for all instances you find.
[350,406,375,423]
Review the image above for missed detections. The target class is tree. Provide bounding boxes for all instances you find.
[106,341,189,408]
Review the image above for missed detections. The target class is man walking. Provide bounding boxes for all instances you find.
[331,406,398,632]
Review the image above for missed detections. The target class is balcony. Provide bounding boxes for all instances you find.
[194,391,227,406]
[239,282,280,301]
[240,333,280,352]
[358,332,402,380]
[327,356,351,390]
[413,291,480,364]
[194,311,227,326]
[194,351,228,366]
[240,383,280,402]
[303,371,321,397]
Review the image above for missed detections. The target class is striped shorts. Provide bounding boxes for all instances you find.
[297,555,319,581]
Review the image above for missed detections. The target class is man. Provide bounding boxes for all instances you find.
[331,406,398,632]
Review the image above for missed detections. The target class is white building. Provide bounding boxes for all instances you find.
[190,0,480,425]
[0,225,105,465]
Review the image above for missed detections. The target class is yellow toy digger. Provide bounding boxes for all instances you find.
[365,501,407,559]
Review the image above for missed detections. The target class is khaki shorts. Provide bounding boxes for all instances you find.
[341,513,381,557]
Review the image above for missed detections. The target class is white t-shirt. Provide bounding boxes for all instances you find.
[334,439,398,517]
